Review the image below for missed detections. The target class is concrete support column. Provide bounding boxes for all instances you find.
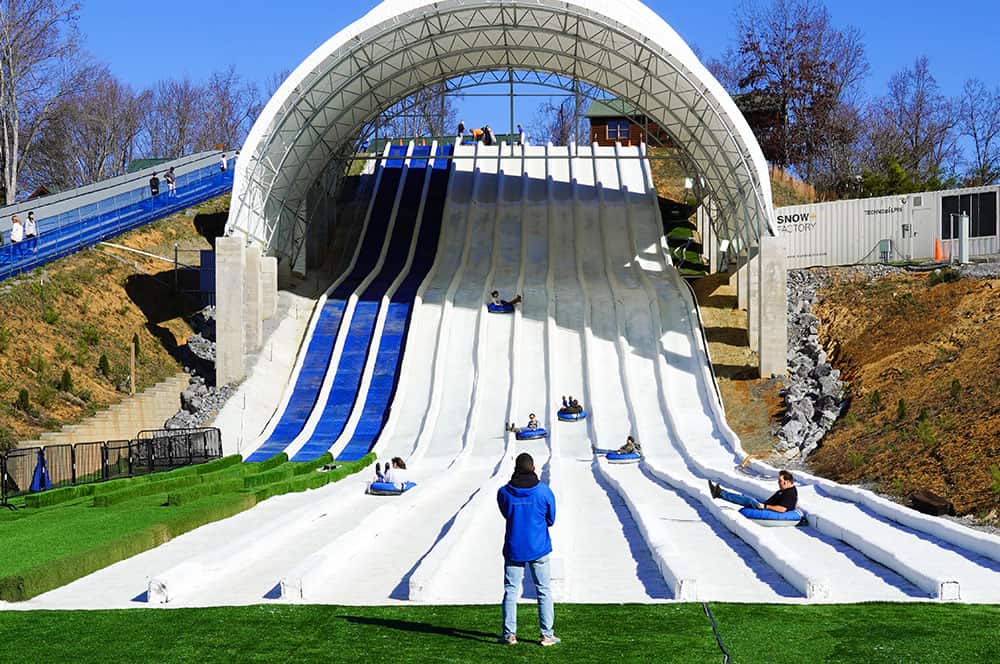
[705,214,717,275]
[216,236,246,386]
[758,235,788,378]
[748,246,760,352]
[244,246,264,352]
[261,256,278,319]
[737,248,751,311]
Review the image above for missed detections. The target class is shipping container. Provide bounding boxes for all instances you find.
[768,185,999,269]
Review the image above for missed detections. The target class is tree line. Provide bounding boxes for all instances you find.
[0,0,267,205]
[709,0,1000,198]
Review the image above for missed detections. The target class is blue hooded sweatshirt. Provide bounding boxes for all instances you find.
[497,472,556,562]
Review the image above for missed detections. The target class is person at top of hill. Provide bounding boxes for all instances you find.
[490,290,522,309]
[709,470,798,513]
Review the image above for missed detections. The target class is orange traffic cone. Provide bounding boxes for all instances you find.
[934,238,943,261]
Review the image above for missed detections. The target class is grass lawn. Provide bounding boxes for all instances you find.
[0,603,995,663]
[0,455,371,600]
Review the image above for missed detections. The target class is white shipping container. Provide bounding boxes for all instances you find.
[771,185,999,269]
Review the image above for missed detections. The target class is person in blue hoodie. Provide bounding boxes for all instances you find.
[496,452,560,647]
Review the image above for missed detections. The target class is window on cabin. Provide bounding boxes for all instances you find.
[607,120,630,142]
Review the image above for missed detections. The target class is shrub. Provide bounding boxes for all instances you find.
[848,450,866,469]
[0,326,11,353]
[81,324,101,346]
[15,389,31,412]
[918,407,929,422]
[0,426,15,453]
[896,399,907,421]
[59,368,73,393]
[27,355,47,375]
[867,390,883,413]
[41,308,60,325]
[949,378,962,401]
[915,419,937,447]
[928,267,962,286]
[98,354,111,377]
[991,466,1000,497]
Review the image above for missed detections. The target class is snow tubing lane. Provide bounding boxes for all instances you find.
[367,481,417,495]
[606,451,641,464]
[557,409,587,421]
[739,507,804,526]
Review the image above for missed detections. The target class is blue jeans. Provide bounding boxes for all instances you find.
[502,555,554,638]
[720,489,761,509]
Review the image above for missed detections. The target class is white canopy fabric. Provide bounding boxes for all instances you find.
[228,0,776,267]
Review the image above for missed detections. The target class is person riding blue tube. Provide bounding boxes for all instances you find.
[709,470,799,518]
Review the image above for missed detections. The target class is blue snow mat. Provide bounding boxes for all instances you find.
[291,144,438,461]
[245,147,407,462]
[334,164,449,461]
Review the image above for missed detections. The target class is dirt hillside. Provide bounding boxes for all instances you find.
[808,271,1000,520]
[0,197,227,450]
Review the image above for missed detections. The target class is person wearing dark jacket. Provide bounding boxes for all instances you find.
[708,470,798,513]
[496,453,560,647]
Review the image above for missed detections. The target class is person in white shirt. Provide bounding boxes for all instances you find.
[25,212,38,253]
[219,153,228,172]
[383,457,409,490]
[9,215,24,258]
[164,167,177,197]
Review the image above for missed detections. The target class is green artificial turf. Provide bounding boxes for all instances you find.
[710,602,1000,664]
[0,455,372,600]
[0,604,719,663]
[0,603,995,663]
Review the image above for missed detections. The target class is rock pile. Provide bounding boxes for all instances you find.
[777,266,905,458]
[164,306,236,429]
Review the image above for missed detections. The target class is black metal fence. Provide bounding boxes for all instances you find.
[0,427,222,506]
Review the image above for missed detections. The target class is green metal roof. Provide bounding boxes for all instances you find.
[583,98,641,119]
[127,158,172,173]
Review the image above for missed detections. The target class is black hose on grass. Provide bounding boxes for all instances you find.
[702,602,732,664]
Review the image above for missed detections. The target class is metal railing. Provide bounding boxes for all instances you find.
[0,427,222,506]
[1,158,234,282]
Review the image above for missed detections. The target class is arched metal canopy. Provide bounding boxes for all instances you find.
[228,0,777,267]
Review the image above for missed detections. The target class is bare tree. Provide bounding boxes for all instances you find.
[958,78,1000,186]
[379,83,458,140]
[532,97,576,146]
[140,77,204,158]
[197,65,261,150]
[720,0,869,182]
[864,56,960,187]
[22,67,149,190]
[0,0,85,203]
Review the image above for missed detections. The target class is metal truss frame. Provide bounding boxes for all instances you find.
[229,0,774,271]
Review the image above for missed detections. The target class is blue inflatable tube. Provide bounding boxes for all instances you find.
[739,507,804,526]
[515,427,547,440]
[606,451,641,464]
[367,481,417,496]
[557,409,586,421]
[487,302,514,314]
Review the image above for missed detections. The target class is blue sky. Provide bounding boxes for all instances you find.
[80,0,1000,131]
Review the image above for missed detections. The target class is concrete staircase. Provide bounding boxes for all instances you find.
[19,373,191,447]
